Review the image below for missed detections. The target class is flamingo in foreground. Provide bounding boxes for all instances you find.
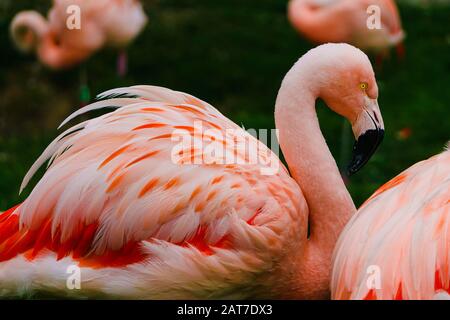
[288,0,405,56]
[0,44,384,299]
[10,0,147,70]
[332,146,450,300]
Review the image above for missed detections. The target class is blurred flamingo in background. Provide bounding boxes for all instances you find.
[0,44,384,299]
[332,146,450,299]
[10,0,147,71]
[288,0,405,58]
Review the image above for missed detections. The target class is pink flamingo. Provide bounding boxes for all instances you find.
[10,0,147,70]
[0,44,384,299]
[288,0,405,56]
[332,146,450,300]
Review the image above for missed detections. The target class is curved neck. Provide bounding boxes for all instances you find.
[11,11,49,52]
[275,59,355,298]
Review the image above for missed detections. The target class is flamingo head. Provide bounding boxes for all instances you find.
[311,43,385,175]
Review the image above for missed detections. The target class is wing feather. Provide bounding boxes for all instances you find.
[4,85,302,272]
[332,149,450,299]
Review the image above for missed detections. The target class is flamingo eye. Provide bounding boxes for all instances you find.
[359,82,368,90]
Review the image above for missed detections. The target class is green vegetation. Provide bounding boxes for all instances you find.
[0,0,449,209]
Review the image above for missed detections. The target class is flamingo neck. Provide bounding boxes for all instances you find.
[11,11,49,52]
[274,59,355,298]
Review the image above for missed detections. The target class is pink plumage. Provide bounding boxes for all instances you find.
[332,147,450,300]
[0,44,386,299]
[10,0,147,70]
[0,86,303,298]
[288,0,404,53]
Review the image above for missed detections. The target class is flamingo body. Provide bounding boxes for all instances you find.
[288,0,404,52]
[10,0,147,69]
[332,147,450,299]
[0,86,306,298]
[0,44,384,299]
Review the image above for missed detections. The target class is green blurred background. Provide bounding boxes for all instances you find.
[0,0,449,210]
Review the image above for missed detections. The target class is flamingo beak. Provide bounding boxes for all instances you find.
[347,98,384,176]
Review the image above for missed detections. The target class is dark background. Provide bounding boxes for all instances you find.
[0,0,449,209]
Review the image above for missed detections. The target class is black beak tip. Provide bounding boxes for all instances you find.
[346,129,384,177]
[346,159,362,177]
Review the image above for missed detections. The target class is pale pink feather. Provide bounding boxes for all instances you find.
[0,86,304,298]
[332,148,450,299]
